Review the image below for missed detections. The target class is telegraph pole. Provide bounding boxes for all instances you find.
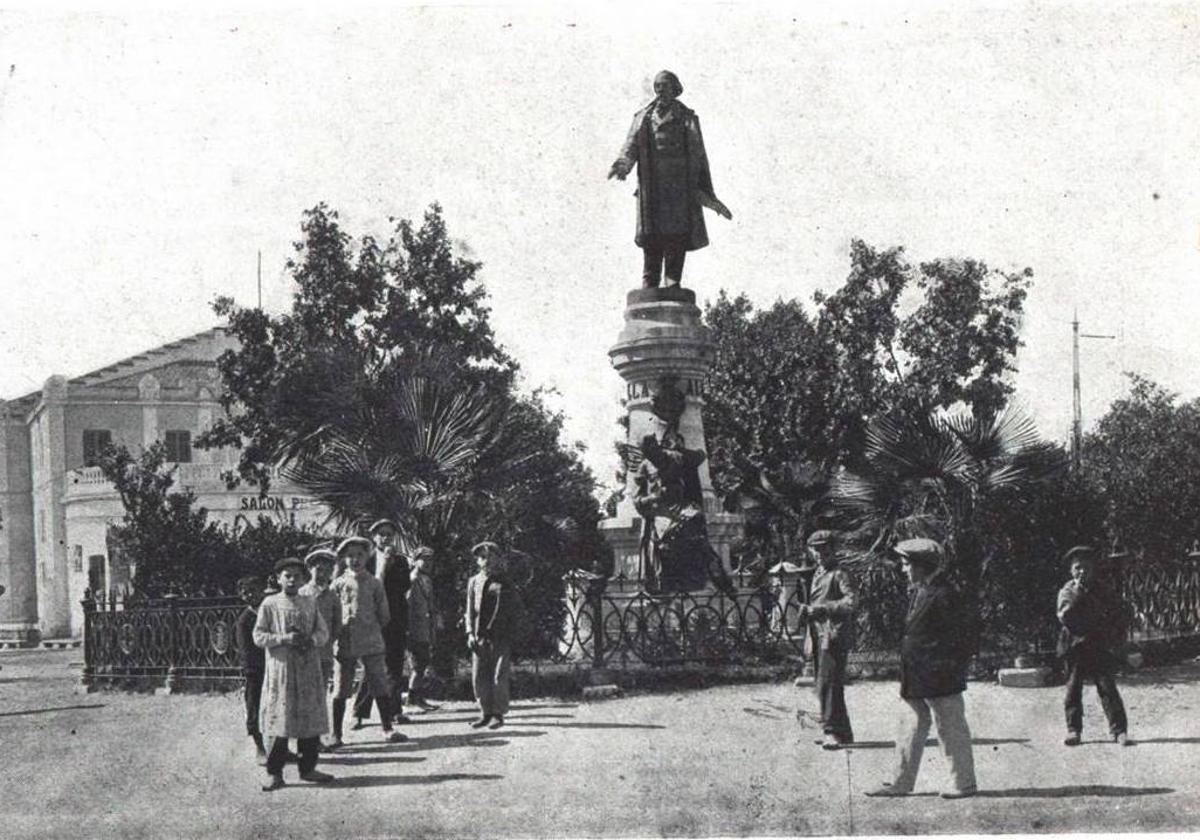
[1071,309,1116,471]
[256,250,263,310]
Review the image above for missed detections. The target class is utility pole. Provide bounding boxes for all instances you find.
[1071,309,1116,471]
[256,250,263,310]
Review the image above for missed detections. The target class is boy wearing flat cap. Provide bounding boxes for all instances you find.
[253,557,334,791]
[351,519,413,728]
[329,536,407,744]
[1057,545,1130,746]
[465,542,526,730]
[299,549,341,747]
[799,529,858,749]
[867,538,977,800]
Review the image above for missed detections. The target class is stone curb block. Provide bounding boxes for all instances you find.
[582,684,623,701]
[997,666,1052,688]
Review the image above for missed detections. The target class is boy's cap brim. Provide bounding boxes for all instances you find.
[1063,545,1098,564]
[366,518,398,535]
[336,536,373,556]
[893,538,944,564]
[273,556,307,574]
[304,549,338,567]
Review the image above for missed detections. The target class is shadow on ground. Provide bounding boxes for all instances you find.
[977,785,1174,798]
[328,773,503,789]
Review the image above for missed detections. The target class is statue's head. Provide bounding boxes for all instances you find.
[653,70,683,103]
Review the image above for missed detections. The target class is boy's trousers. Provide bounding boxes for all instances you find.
[893,692,977,794]
[472,639,512,717]
[1063,649,1127,736]
[266,736,318,775]
[816,642,853,742]
[243,671,264,736]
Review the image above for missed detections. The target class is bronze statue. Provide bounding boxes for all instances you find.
[608,70,732,289]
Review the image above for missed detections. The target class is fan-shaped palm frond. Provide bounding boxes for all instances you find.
[943,405,1042,465]
[865,410,974,483]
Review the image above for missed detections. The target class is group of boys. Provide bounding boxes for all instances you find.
[800,531,1130,800]
[235,525,524,792]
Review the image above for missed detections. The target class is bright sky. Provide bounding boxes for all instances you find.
[1,2,1198,496]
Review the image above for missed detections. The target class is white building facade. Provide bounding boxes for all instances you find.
[0,328,328,642]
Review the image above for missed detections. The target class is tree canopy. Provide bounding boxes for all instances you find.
[1084,374,1200,557]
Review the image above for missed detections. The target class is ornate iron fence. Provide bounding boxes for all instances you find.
[81,592,246,690]
[1123,554,1200,643]
[83,552,1200,691]
[553,564,910,669]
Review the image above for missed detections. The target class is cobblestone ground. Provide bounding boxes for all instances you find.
[2,648,1200,838]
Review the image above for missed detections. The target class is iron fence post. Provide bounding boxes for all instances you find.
[159,594,182,695]
[79,591,96,692]
[589,581,606,670]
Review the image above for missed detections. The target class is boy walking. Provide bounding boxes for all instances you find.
[799,529,858,749]
[299,548,342,748]
[331,536,407,744]
[253,557,335,791]
[1057,545,1130,746]
[866,538,977,800]
[236,575,268,763]
[466,542,525,730]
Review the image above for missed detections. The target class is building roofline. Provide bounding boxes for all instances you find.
[4,326,231,409]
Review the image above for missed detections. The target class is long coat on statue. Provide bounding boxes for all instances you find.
[617,99,719,252]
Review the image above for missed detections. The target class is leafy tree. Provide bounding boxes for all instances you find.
[199,203,516,491]
[203,203,604,666]
[703,241,1032,562]
[96,443,316,597]
[1085,374,1200,556]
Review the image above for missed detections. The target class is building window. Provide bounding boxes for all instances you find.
[165,430,192,463]
[82,429,113,467]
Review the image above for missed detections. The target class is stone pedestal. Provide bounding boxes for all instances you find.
[600,288,742,583]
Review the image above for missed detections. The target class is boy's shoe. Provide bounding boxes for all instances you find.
[487,716,505,730]
[821,734,842,750]
[1064,732,1081,746]
[384,730,408,743]
[470,716,492,729]
[261,774,285,792]
[299,770,335,784]
[324,737,344,752]
[393,713,413,725]
[864,784,911,797]
[941,787,977,800]
[351,718,366,731]
[1115,732,1133,746]
[416,701,441,712]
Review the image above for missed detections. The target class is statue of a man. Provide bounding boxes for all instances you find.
[608,70,732,289]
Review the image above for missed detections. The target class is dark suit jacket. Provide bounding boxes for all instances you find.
[379,551,411,640]
[900,574,970,699]
[466,573,524,645]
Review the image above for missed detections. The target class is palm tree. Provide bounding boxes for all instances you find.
[834,404,1065,650]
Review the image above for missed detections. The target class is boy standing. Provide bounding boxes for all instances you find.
[465,542,525,730]
[236,575,268,763]
[799,529,859,750]
[352,519,412,728]
[299,548,342,748]
[331,536,407,744]
[253,557,335,791]
[407,546,440,711]
[1057,545,1130,746]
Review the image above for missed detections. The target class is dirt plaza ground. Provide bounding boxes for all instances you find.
[3,649,1200,838]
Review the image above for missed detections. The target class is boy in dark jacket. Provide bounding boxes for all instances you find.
[465,542,526,730]
[866,538,977,800]
[1057,545,1130,746]
[236,575,269,763]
